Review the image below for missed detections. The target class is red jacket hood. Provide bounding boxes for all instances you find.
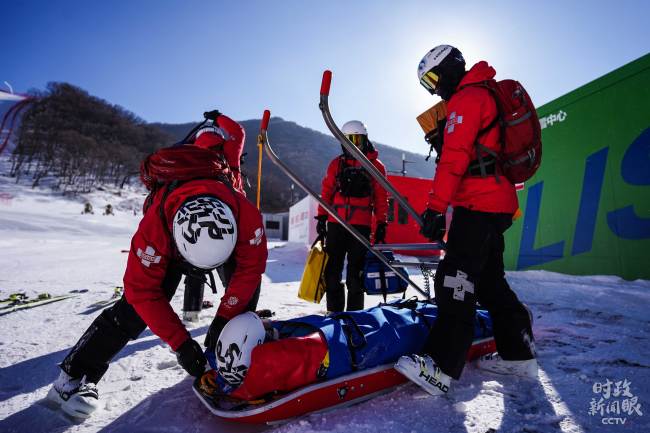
[457,61,496,89]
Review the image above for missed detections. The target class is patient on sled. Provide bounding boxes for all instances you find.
[199,299,494,402]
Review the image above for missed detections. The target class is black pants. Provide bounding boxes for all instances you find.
[60,259,259,383]
[324,222,370,312]
[424,207,534,380]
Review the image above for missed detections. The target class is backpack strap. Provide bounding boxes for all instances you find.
[330,313,367,371]
[334,155,345,194]
[380,297,434,328]
[460,80,504,182]
[155,180,185,262]
[424,116,447,163]
[158,180,181,236]
[179,119,211,144]
[470,144,500,179]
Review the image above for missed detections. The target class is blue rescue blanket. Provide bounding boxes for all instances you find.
[275,299,493,379]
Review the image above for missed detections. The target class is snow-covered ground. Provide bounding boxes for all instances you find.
[1,171,648,433]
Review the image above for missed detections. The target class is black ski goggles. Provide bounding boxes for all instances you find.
[345,134,368,149]
[420,70,440,94]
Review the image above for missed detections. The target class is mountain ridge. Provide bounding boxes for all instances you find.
[152,117,435,212]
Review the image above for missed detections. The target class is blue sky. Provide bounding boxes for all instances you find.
[2,0,649,154]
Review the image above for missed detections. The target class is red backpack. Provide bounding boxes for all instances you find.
[140,145,234,212]
[468,79,542,184]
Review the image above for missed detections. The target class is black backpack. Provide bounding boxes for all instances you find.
[336,157,372,198]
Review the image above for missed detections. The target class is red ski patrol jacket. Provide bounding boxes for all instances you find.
[317,151,388,226]
[195,114,247,195]
[427,61,518,215]
[123,179,267,351]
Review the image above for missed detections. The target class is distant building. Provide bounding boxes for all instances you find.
[288,195,318,244]
[288,174,442,257]
[262,212,289,240]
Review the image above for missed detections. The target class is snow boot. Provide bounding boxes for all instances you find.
[47,370,99,418]
[394,354,451,396]
[476,352,538,379]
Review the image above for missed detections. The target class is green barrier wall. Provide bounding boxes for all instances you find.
[504,53,650,280]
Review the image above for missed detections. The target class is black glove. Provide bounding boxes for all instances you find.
[176,338,207,378]
[204,315,229,352]
[203,110,222,121]
[420,208,446,242]
[374,222,387,243]
[315,215,328,238]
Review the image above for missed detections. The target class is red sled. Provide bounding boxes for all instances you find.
[192,336,496,424]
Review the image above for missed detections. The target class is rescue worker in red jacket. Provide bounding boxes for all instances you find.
[193,110,247,194]
[47,139,267,419]
[395,45,536,396]
[315,120,388,313]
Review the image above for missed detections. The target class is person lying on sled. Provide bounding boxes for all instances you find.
[197,300,496,402]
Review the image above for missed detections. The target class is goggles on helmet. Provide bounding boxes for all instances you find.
[420,70,440,94]
[345,134,368,149]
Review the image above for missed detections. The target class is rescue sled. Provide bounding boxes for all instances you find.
[191,75,495,424]
[193,336,496,424]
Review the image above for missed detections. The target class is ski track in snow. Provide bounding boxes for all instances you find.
[1,169,649,433]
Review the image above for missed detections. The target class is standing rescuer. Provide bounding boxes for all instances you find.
[316,120,388,313]
[46,127,267,419]
[395,45,537,396]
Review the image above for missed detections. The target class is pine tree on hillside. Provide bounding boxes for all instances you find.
[10,83,173,192]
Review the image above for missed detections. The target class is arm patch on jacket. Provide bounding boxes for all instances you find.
[446,111,464,134]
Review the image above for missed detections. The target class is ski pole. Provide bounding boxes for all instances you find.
[256,110,270,209]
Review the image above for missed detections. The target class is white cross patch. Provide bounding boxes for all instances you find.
[249,227,263,246]
[137,246,161,268]
[443,270,474,301]
[446,111,463,134]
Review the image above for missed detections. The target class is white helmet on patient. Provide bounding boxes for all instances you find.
[172,196,237,269]
[215,312,265,386]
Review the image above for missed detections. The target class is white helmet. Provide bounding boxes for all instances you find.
[195,124,225,140]
[215,312,265,386]
[173,196,237,269]
[417,45,454,82]
[341,120,368,136]
[417,45,466,100]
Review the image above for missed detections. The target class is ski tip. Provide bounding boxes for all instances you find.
[320,70,332,96]
[261,110,271,131]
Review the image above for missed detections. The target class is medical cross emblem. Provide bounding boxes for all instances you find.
[444,270,474,301]
[137,246,161,267]
[249,227,263,246]
[446,112,463,134]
